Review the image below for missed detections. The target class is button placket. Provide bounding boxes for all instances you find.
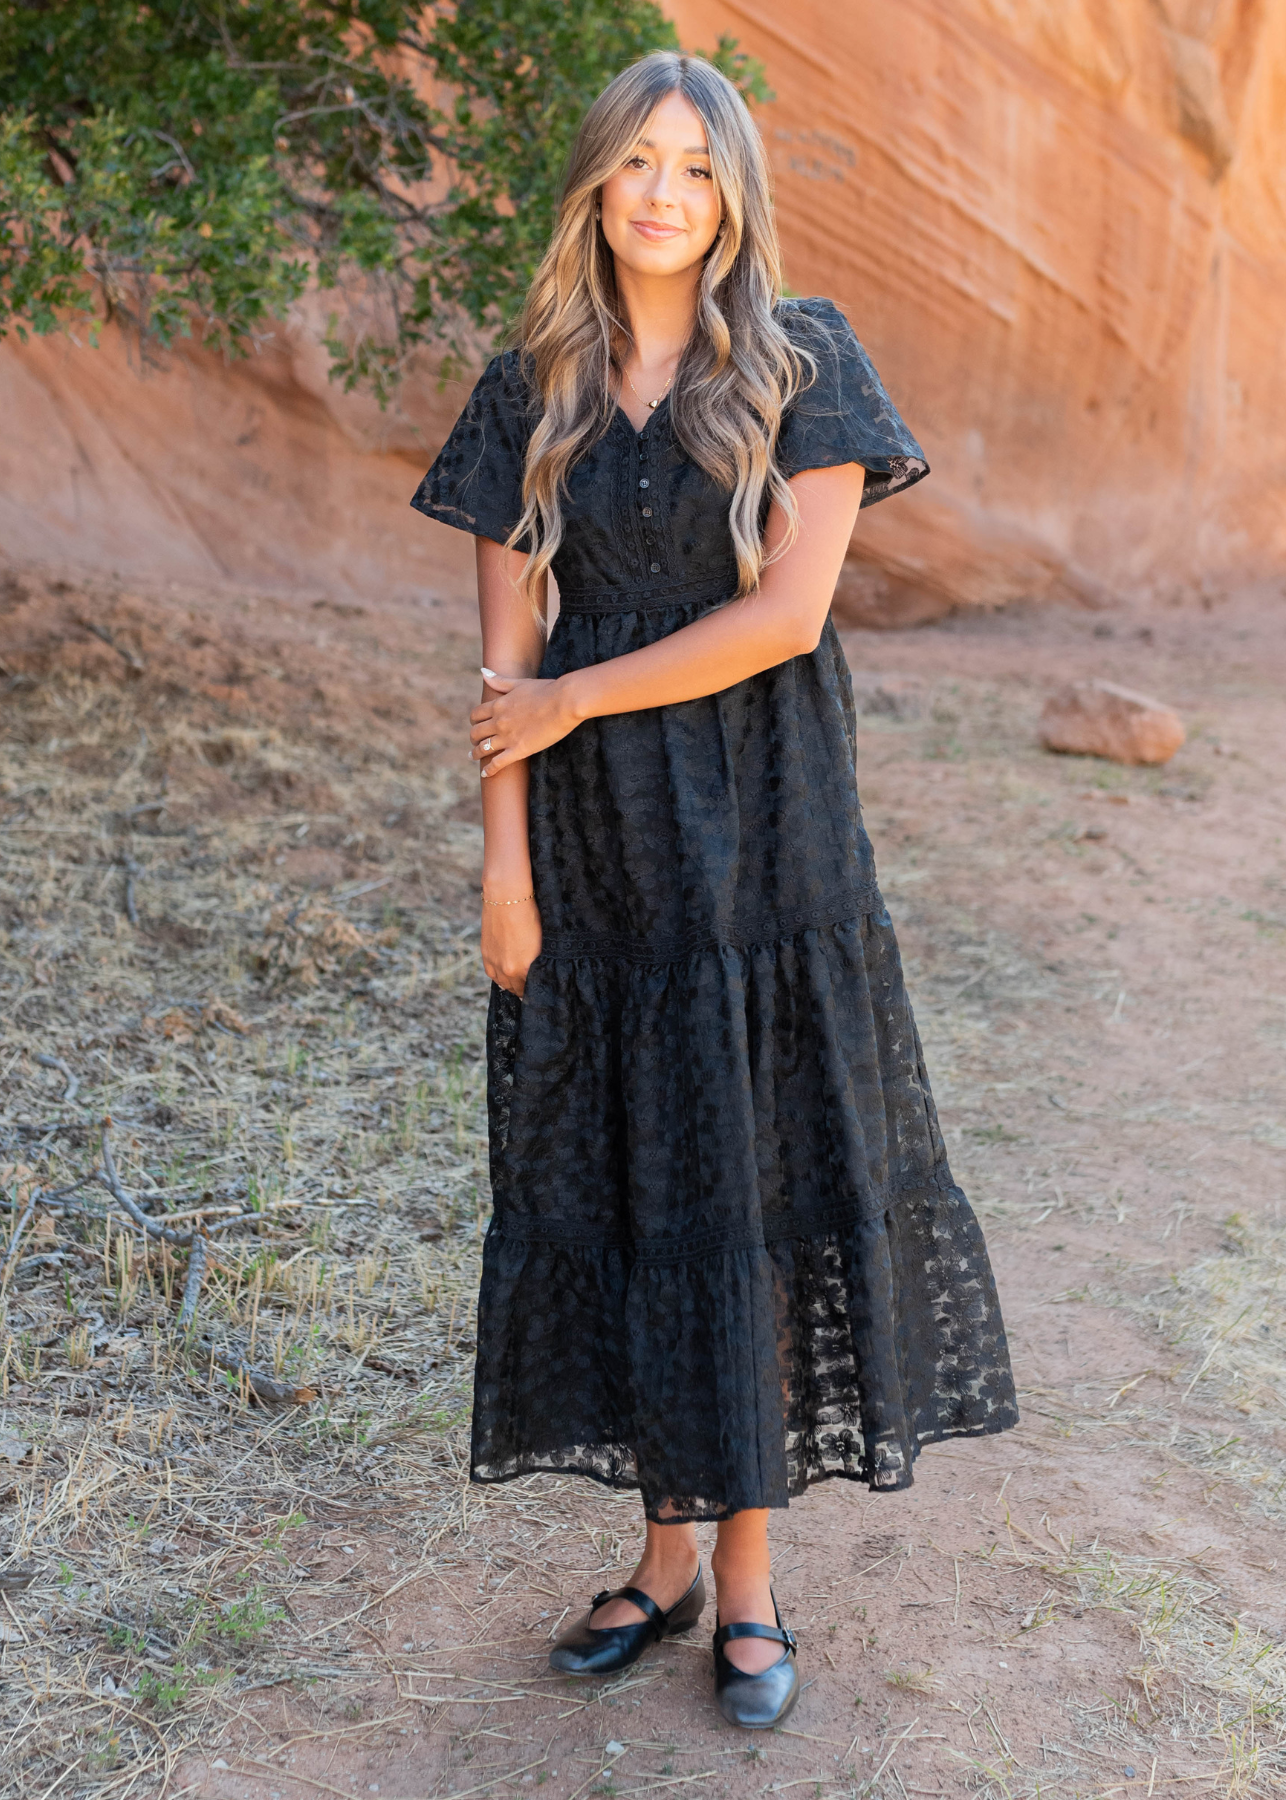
[628,426,653,578]
[637,425,664,578]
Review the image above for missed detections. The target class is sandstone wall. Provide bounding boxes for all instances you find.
[2,0,1284,623]
[671,0,1286,622]
[0,306,479,611]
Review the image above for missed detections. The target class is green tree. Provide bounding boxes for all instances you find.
[0,2,767,398]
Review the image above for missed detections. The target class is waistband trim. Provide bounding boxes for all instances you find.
[556,572,736,615]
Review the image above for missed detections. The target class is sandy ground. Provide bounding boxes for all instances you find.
[2,569,1284,1800]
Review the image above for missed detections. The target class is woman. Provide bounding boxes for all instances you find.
[412,52,1017,1729]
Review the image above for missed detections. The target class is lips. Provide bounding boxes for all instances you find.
[630,220,684,242]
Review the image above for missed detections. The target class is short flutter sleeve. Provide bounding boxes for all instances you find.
[776,297,929,508]
[410,350,534,544]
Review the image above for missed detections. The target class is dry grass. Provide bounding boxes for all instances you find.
[1,662,491,1797]
[941,1536,1286,1800]
[6,598,1286,1800]
[1139,1213,1286,1522]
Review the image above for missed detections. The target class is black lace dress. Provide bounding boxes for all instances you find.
[412,297,1018,1522]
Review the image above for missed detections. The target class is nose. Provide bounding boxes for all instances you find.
[644,163,679,211]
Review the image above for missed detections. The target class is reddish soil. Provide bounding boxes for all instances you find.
[5,570,1285,1798]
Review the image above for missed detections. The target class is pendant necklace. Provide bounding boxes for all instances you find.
[623,365,675,411]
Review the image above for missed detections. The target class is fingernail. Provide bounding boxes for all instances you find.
[480,666,498,679]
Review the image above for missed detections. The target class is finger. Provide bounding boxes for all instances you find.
[470,720,503,745]
[480,747,522,776]
[481,675,520,693]
[469,702,496,724]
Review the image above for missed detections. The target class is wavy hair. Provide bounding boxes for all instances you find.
[508,52,811,602]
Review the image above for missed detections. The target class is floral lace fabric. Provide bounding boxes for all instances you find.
[413,298,1018,1521]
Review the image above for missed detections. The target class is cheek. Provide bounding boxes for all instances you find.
[599,172,638,220]
[685,189,721,251]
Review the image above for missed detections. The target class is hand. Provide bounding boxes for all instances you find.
[481,895,542,998]
[470,671,579,775]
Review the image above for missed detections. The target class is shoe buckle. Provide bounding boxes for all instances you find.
[782,1627,798,1652]
[591,1591,613,1609]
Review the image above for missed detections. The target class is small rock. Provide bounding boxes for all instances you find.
[0,1433,29,1464]
[605,1741,625,1758]
[1040,679,1185,765]
[211,1759,230,1770]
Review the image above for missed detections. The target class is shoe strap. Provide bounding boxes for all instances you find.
[589,1585,666,1632]
[715,1620,797,1654]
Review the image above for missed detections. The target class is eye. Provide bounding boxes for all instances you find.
[686,164,713,181]
[624,154,650,170]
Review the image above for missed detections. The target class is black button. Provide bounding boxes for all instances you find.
[641,506,652,517]
[645,535,654,544]
[649,561,661,573]
[638,478,649,489]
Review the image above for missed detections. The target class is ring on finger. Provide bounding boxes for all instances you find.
[481,736,493,753]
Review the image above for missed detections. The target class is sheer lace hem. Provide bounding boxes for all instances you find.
[470,1415,1013,1523]
[470,1199,1020,1523]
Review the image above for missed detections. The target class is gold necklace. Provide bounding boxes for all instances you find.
[623,365,675,411]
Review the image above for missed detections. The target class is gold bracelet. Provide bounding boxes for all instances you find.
[483,892,535,906]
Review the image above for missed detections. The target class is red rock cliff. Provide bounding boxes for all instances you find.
[2,1,1283,622]
[672,0,1286,622]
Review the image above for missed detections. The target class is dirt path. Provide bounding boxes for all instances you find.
[2,572,1284,1799]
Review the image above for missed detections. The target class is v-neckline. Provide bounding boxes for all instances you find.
[613,390,670,439]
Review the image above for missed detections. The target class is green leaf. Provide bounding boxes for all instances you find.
[0,2,770,394]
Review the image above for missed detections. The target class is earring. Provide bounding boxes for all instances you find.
[595,206,602,221]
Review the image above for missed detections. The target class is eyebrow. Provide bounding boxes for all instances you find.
[638,138,710,154]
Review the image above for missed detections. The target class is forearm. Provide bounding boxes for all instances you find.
[561,590,809,722]
[481,760,533,896]
[475,535,542,895]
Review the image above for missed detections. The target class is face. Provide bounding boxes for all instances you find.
[598,91,722,279]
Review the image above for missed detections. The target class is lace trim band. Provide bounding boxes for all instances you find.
[556,571,738,615]
[488,1169,962,1263]
[539,882,885,964]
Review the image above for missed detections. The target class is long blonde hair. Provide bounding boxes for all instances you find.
[508,52,811,601]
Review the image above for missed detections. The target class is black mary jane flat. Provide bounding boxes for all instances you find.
[548,1565,706,1677]
[712,1592,800,1729]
